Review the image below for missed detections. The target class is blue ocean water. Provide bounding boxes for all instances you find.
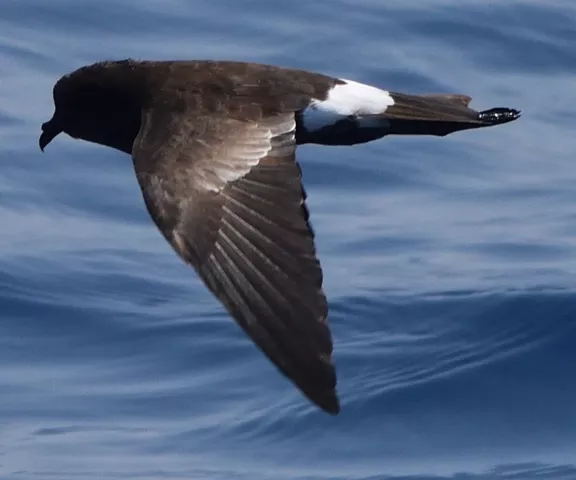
[2,0,576,478]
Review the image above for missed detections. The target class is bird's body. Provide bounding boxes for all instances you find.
[40,59,520,414]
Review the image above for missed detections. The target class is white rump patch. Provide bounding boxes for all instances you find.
[303,79,395,132]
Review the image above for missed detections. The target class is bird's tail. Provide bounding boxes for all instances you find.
[298,86,520,146]
[382,92,521,137]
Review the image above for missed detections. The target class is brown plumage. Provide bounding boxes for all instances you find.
[39,59,520,415]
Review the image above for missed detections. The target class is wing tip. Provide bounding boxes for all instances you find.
[307,388,341,415]
[323,397,341,415]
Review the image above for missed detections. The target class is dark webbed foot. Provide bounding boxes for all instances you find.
[478,107,521,125]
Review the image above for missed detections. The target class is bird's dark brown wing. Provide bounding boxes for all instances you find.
[131,106,339,414]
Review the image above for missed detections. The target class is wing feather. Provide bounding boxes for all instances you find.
[132,106,339,414]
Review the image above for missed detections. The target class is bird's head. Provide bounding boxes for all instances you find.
[40,60,145,154]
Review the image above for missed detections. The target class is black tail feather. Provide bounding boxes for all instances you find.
[382,96,521,137]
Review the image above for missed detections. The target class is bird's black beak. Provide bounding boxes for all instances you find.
[39,119,63,151]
